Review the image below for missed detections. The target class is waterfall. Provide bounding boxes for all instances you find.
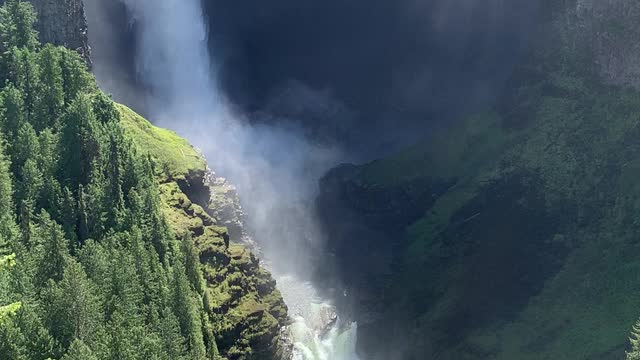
[276,274,360,360]
[86,0,360,359]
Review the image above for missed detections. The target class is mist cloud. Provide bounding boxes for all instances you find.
[87,0,540,158]
[86,0,344,280]
[201,0,539,155]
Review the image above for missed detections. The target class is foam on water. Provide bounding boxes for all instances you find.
[275,274,360,360]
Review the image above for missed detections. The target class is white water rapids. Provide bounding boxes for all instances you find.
[275,274,360,360]
[86,0,360,359]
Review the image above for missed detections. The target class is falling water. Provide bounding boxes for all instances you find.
[86,0,360,359]
[276,274,360,360]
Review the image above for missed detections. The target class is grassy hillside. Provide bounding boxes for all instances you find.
[118,105,207,180]
[319,13,640,360]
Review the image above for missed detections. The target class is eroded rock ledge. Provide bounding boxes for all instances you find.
[119,105,290,360]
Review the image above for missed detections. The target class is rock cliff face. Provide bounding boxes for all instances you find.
[119,105,290,360]
[538,0,640,87]
[2,0,91,61]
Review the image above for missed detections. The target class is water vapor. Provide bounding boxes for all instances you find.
[99,0,342,282]
[201,0,539,156]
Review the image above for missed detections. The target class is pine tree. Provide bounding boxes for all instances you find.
[84,166,106,240]
[103,241,143,321]
[19,158,43,205]
[130,226,159,306]
[0,136,16,245]
[34,44,64,130]
[11,121,37,173]
[182,233,204,294]
[42,259,101,351]
[5,47,39,121]
[172,257,206,360]
[0,299,55,359]
[57,186,77,245]
[158,306,187,360]
[629,318,640,360]
[104,128,125,231]
[106,307,141,360]
[59,48,93,104]
[92,92,118,124]
[34,210,70,286]
[37,128,61,212]
[59,94,101,188]
[0,85,25,140]
[61,338,98,360]
[0,303,55,359]
[0,0,38,50]
[0,254,19,324]
[17,199,32,247]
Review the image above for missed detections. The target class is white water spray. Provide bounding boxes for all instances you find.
[89,0,360,359]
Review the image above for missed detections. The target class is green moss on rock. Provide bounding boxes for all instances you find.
[118,104,207,180]
[119,104,288,360]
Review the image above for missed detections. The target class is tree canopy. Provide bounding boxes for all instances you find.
[0,1,216,359]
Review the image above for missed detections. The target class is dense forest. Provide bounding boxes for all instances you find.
[0,1,219,358]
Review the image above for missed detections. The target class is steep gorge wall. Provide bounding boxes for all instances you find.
[120,105,291,360]
[318,0,640,359]
[536,0,640,86]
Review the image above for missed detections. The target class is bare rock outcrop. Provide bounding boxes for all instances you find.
[2,0,91,61]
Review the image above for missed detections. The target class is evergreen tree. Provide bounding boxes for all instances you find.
[37,128,61,212]
[84,165,106,240]
[61,338,98,360]
[59,48,93,104]
[92,92,118,124]
[57,186,77,245]
[0,0,37,51]
[0,254,19,324]
[5,47,39,121]
[182,233,205,294]
[158,306,188,360]
[172,257,207,360]
[629,319,640,360]
[59,94,101,188]
[104,127,125,231]
[0,303,54,360]
[11,121,36,173]
[0,84,24,140]
[0,136,16,244]
[42,259,101,352]
[19,158,43,205]
[34,44,64,130]
[76,185,90,243]
[33,210,69,286]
